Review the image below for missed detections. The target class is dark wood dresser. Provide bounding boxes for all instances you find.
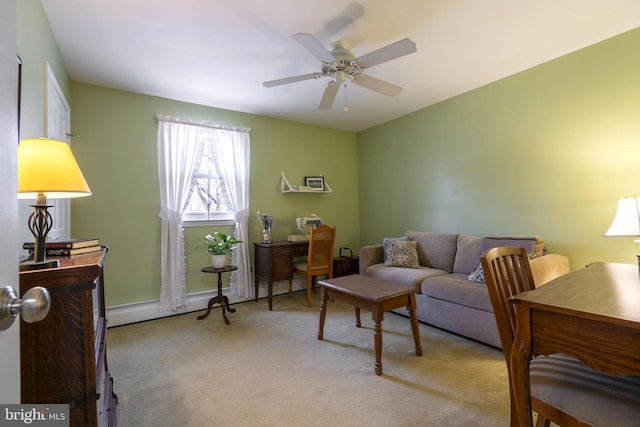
[19,247,117,427]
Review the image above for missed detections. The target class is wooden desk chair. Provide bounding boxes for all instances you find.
[290,225,336,307]
[481,246,640,427]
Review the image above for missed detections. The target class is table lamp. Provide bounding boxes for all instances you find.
[604,196,640,268]
[18,138,92,271]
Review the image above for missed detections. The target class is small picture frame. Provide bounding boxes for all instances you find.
[304,176,325,191]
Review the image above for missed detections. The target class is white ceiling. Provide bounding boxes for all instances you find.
[40,0,640,133]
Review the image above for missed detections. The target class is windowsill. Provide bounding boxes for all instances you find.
[182,219,236,228]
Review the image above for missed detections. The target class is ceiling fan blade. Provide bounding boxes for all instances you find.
[263,72,323,88]
[318,81,340,109]
[355,38,417,69]
[352,74,402,97]
[292,33,335,63]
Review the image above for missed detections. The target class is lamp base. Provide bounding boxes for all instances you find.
[19,259,59,272]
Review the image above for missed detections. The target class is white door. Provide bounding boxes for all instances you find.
[44,61,71,240]
[0,0,21,403]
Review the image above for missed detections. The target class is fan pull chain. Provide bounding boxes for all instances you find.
[343,81,349,112]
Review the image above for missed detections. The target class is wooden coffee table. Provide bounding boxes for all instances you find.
[317,274,423,375]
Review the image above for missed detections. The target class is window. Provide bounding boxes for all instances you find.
[182,141,233,224]
[157,114,251,303]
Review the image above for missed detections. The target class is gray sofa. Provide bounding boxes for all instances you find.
[359,231,570,348]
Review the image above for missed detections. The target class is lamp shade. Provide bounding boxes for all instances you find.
[604,197,640,237]
[17,138,92,199]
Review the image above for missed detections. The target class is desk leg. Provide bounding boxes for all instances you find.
[372,310,384,376]
[318,287,329,340]
[408,294,422,357]
[254,273,259,303]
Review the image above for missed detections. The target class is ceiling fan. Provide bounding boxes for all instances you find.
[263,33,417,110]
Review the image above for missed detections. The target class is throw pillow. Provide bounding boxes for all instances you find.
[468,253,539,284]
[382,236,409,263]
[468,264,486,283]
[384,240,420,268]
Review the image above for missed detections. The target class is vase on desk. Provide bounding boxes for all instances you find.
[258,211,274,244]
[262,227,272,244]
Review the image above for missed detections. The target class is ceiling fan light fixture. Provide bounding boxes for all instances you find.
[264,33,417,110]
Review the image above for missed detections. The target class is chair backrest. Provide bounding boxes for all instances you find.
[307,225,336,270]
[480,246,535,361]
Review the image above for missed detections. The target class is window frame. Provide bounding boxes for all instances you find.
[181,139,233,227]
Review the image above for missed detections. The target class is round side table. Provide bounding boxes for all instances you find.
[198,265,238,325]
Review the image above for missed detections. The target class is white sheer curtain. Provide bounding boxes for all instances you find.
[210,128,251,298]
[157,115,251,311]
[157,115,201,310]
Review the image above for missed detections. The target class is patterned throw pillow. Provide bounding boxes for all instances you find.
[468,264,486,283]
[468,253,538,283]
[384,240,420,268]
[382,236,409,262]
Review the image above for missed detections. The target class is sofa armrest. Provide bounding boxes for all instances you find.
[359,244,384,274]
[530,254,571,286]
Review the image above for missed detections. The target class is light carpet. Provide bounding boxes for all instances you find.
[107,291,514,426]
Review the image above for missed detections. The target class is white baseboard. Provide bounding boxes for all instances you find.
[105,278,308,327]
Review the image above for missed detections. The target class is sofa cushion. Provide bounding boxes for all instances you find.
[404,231,459,273]
[364,263,447,292]
[469,236,539,273]
[452,234,483,274]
[383,240,420,268]
[421,273,493,312]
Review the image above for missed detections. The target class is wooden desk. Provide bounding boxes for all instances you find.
[253,241,308,310]
[510,262,640,427]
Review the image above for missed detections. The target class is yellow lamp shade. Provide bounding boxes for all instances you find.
[17,138,92,199]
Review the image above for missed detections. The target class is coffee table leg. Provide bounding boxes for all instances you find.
[355,307,361,327]
[408,294,422,356]
[373,316,383,375]
[318,287,328,340]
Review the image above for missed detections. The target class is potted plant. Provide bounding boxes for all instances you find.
[201,231,242,268]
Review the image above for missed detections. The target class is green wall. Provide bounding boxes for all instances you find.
[69,84,359,305]
[17,0,69,139]
[357,27,640,271]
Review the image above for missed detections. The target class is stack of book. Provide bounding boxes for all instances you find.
[23,238,101,256]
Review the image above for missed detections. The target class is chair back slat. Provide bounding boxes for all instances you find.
[481,246,535,362]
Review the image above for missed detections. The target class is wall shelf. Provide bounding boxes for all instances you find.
[280,171,332,193]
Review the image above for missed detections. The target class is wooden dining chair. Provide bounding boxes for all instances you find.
[290,224,336,307]
[481,246,640,427]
